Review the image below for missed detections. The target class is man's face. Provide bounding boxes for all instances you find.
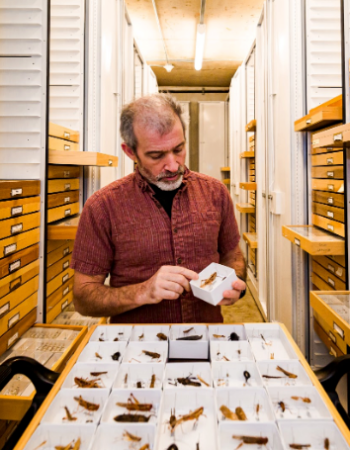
[129,115,187,191]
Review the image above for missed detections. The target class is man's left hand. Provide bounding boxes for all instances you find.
[219,279,246,306]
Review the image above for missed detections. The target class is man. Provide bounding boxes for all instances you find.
[71,94,246,323]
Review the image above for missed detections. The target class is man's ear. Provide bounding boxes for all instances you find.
[121,143,137,162]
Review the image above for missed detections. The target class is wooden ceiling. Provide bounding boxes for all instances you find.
[125,0,264,87]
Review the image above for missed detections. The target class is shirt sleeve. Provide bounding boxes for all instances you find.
[70,194,114,276]
[218,185,240,255]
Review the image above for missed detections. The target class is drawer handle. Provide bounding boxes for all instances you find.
[11,223,23,235]
[64,145,70,151]
[108,159,113,166]
[9,276,22,292]
[327,158,334,165]
[63,286,69,296]
[328,331,336,344]
[333,132,343,142]
[62,273,69,283]
[64,184,71,191]
[327,224,334,232]
[336,267,343,277]
[306,119,312,124]
[62,300,68,311]
[333,321,344,339]
[327,197,334,205]
[327,184,334,191]
[327,264,335,273]
[11,206,23,216]
[294,238,301,246]
[327,211,334,219]
[327,171,334,178]
[9,259,21,273]
[8,312,20,328]
[11,188,22,197]
[63,171,70,177]
[64,131,70,139]
[329,346,337,357]
[328,277,335,287]
[63,247,70,256]
[7,332,19,349]
[64,209,71,217]
[0,302,10,319]
[4,243,17,256]
[64,196,70,203]
[63,260,69,270]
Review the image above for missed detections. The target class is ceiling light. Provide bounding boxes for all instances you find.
[195,23,206,71]
[164,64,174,72]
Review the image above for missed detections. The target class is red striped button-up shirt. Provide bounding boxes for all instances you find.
[71,168,240,323]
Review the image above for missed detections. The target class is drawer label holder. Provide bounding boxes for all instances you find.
[10,276,22,292]
[327,224,334,232]
[8,332,19,349]
[327,184,334,191]
[327,264,335,273]
[64,184,71,191]
[63,131,70,139]
[61,300,68,311]
[64,209,71,217]
[333,321,344,340]
[63,286,69,296]
[9,259,21,273]
[11,223,23,235]
[63,171,70,178]
[64,145,70,151]
[11,206,23,216]
[327,158,334,165]
[333,132,343,142]
[0,302,10,319]
[4,243,17,256]
[327,211,334,219]
[328,277,335,287]
[294,238,301,247]
[327,197,334,205]
[62,273,69,283]
[63,247,70,256]
[327,171,334,178]
[64,197,70,203]
[328,331,337,344]
[63,260,69,270]
[8,312,20,328]
[11,188,22,197]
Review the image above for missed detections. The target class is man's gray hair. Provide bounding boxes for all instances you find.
[120,93,186,152]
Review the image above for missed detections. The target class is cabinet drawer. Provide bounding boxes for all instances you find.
[313,318,345,356]
[0,276,39,314]
[47,191,79,209]
[0,244,39,279]
[311,166,343,179]
[312,213,345,237]
[311,272,334,291]
[0,212,40,241]
[0,291,37,336]
[328,255,346,267]
[46,268,74,297]
[312,260,346,290]
[47,291,74,324]
[47,202,79,224]
[47,239,69,254]
[0,196,40,221]
[311,179,343,193]
[47,241,74,267]
[240,182,257,191]
[249,199,255,207]
[312,256,346,282]
[49,122,79,143]
[48,165,80,180]
[250,192,255,199]
[249,169,255,175]
[249,176,255,182]
[47,254,72,281]
[0,228,40,261]
[0,259,39,300]
[47,179,80,194]
[312,191,344,208]
[47,277,74,312]
[0,181,40,201]
[312,203,344,223]
[311,151,343,166]
[0,308,36,356]
[48,136,79,152]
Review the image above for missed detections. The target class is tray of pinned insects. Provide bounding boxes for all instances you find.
[130,325,170,343]
[77,341,127,364]
[89,325,132,342]
[208,324,247,341]
[169,325,208,359]
[101,389,161,425]
[90,423,155,450]
[61,363,118,391]
[163,362,212,389]
[123,342,168,364]
[113,363,164,390]
[257,361,313,387]
[210,341,254,363]
[212,361,263,388]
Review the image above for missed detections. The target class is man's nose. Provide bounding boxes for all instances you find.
[164,153,179,173]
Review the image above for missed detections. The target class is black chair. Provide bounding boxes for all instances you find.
[314,354,350,428]
[0,356,60,450]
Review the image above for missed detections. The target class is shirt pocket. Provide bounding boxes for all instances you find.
[191,210,221,258]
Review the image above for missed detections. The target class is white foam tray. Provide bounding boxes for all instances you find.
[130,325,170,342]
[208,324,247,341]
[90,423,156,450]
[101,389,161,425]
[61,363,118,391]
[163,362,212,389]
[210,341,254,363]
[113,363,164,390]
[89,325,132,342]
[41,389,109,425]
[77,341,127,364]
[212,361,263,388]
[257,360,313,387]
[169,325,208,359]
[23,424,96,450]
[267,386,332,420]
[123,341,168,364]
[216,387,275,423]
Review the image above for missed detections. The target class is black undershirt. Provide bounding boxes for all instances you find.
[150,183,181,218]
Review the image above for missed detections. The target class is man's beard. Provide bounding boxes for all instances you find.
[137,163,185,191]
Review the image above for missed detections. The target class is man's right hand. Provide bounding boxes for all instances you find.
[138,265,199,305]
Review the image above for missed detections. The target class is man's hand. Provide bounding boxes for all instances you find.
[219,279,246,306]
[139,266,199,305]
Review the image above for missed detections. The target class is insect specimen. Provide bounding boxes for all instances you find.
[235,407,247,421]
[222,356,230,361]
[55,438,81,450]
[169,408,177,433]
[220,405,238,420]
[95,352,102,359]
[177,376,201,387]
[139,333,144,341]
[276,366,298,378]
[168,406,204,432]
[200,272,217,288]
[157,332,167,341]
[213,334,225,338]
[136,381,142,388]
[114,413,151,422]
[289,445,311,449]
[74,395,100,411]
[116,393,153,411]
[139,445,150,450]
[243,371,251,384]
[291,396,311,403]
[324,438,330,450]
[150,373,156,388]
[232,436,268,446]
[72,439,81,450]
[176,335,203,341]
[237,350,241,355]
[118,332,124,335]
[114,337,119,341]
[278,401,286,412]
[63,406,77,421]
[33,441,47,450]
[123,430,142,442]
[262,374,283,379]
[111,351,121,361]
[270,353,274,359]
[99,338,104,342]
[183,327,194,334]
[166,445,179,450]
[74,377,102,389]
[142,350,161,359]
[197,374,210,387]
[124,373,128,387]
[90,371,107,376]
[229,332,240,341]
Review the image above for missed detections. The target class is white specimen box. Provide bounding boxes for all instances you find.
[210,341,254,363]
[41,389,109,425]
[244,323,299,361]
[77,341,127,364]
[123,342,168,364]
[89,325,132,342]
[90,423,156,450]
[113,363,164,390]
[257,360,313,387]
[23,424,96,450]
[101,389,161,425]
[156,389,218,450]
[267,386,332,420]
[130,325,170,342]
[216,387,275,423]
[218,422,285,450]
[190,263,238,306]
[278,420,350,450]
[212,361,263,388]
[208,324,247,341]
[163,362,212,389]
[61,363,118,391]
[169,325,208,359]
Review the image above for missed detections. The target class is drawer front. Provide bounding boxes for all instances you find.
[47,276,74,312]
[328,255,346,267]
[0,291,37,336]
[249,199,255,206]
[0,275,39,313]
[0,212,40,240]
[312,256,346,282]
[49,122,79,143]
[249,176,255,182]
[47,179,80,194]
[311,165,343,179]
[311,179,344,193]
[313,317,345,356]
[0,244,39,279]
[250,192,255,199]
[47,254,72,281]
[46,268,74,297]
[249,170,255,176]
[311,151,343,166]
[311,272,334,291]
[312,260,346,290]
[48,165,80,179]
[0,228,40,261]
[0,308,36,356]
[312,213,345,237]
[0,180,40,201]
[0,260,39,300]
[0,196,40,221]
[47,191,79,209]
[47,202,80,224]
[249,249,256,265]
[47,239,70,254]
[312,191,344,208]
[312,202,344,222]
[47,291,74,324]
[240,182,256,191]
[48,136,79,152]
[47,241,74,267]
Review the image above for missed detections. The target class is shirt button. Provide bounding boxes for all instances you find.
[177,257,182,264]
[173,228,178,234]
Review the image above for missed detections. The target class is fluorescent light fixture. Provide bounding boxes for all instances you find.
[195,24,206,71]
[164,64,174,72]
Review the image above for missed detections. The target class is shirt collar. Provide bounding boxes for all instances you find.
[135,166,191,193]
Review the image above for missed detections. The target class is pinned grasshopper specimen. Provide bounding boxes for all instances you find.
[324,438,330,450]
[114,413,151,422]
[291,396,311,403]
[276,366,298,379]
[139,333,144,341]
[177,376,201,387]
[150,373,156,388]
[74,377,102,389]
[232,435,268,448]
[55,438,81,450]
[90,371,107,377]
[168,406,204,432]
[142,350,160,359]
[63,406,77,421]
[262,374,284,379]
[200,272,217,288]
[139,445,150,450]
[183,327,194,334]
[74,395,100,411]
[235,406,247,421]
[123,430,141,442]
[278,401,286,413]
[289,445,311,449]
[157,332,167,341]
[197,374,210,387]
[213,334,225,338]
[176,335,203,341]
[220,405,238,420]
[95,352,102,359]
[116,393,153,411]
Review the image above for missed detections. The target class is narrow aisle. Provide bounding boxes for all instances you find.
[222,288,264,324]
